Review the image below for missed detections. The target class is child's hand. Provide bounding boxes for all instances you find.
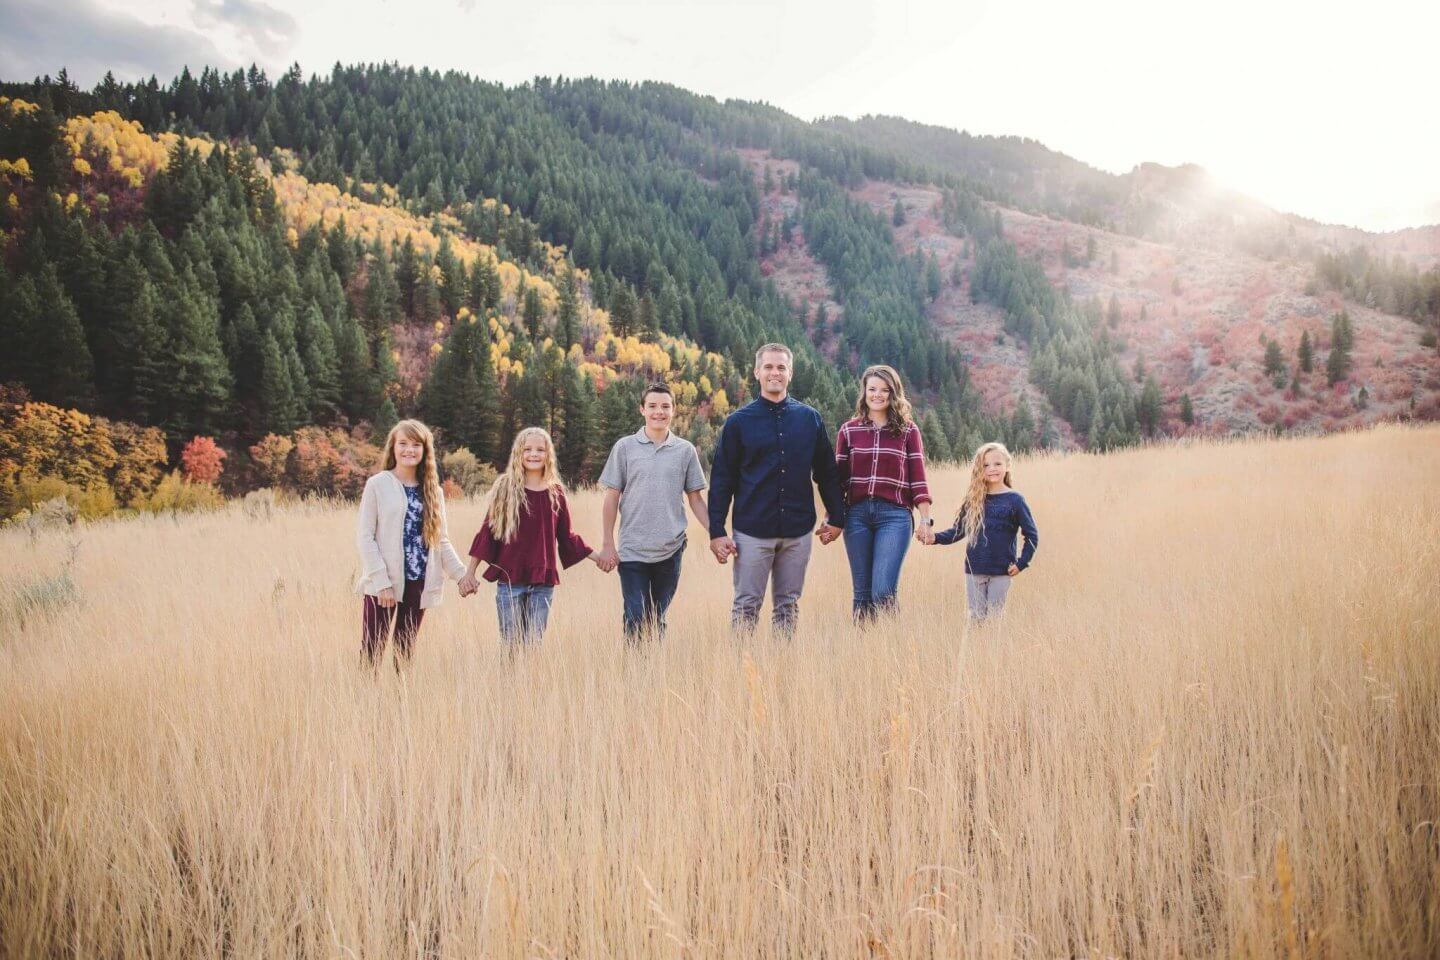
[1007,563,1020,577]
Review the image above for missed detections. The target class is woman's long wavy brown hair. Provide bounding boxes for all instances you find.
[378,419,443,548]
[851,364,914,434]
[957,441,1013,544]
[485,427,564,544]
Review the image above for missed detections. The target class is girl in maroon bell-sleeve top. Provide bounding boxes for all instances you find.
[461,427,610,644]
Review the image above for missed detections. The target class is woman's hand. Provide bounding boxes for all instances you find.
[377,587,397,608]
[914,526,935,546]
[457,574,479,597]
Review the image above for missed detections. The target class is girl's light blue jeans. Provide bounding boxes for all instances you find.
[495,583,555,644]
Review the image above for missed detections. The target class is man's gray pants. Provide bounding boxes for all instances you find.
[731,531,813,638]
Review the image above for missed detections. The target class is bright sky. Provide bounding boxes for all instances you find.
[4,0,1436,231]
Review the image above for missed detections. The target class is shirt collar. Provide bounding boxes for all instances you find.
[634,427,672,447]
[759,394,791,412]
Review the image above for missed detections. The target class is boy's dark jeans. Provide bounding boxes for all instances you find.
[618,545,684,641]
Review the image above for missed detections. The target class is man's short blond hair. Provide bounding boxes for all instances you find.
[754,342,793,367]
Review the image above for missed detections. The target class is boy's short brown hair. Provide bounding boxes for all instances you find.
[640,382,674,404]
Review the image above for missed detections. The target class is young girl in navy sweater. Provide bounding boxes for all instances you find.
[931,442,1039,621]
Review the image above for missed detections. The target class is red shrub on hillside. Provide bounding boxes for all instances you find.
[180,436,226,484]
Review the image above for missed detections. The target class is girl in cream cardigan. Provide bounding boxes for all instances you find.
[355,419,468,666]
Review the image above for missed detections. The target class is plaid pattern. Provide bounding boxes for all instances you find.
[834,418,931,509]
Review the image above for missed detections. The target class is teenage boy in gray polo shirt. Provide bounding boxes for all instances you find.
[595,382,710,642]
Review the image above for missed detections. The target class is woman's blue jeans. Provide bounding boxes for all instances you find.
[843,498,913,621]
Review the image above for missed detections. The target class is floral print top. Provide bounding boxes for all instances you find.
[401,482,428,582]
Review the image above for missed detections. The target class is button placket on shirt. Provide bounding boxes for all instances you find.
[776,410,787,521]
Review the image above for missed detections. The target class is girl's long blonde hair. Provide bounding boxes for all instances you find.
[957,441,1013,543]
[379,419,443,548]
[852,364,914,434]
[485,427,564,543]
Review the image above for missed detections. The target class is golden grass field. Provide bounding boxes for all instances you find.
[2,425,1437,958]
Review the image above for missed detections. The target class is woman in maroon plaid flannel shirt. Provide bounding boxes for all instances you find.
[834,364,935,622]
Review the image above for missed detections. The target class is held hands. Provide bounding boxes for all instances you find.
[914,525,936,546]
[457,573,479,597]
[710,536,738,564]
[815,524,842,546]
[592,548,619,574]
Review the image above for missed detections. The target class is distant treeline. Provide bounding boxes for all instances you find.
[1314,247,1440,335]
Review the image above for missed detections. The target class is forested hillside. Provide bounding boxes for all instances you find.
[3,65,1435,521]
[824,115,1440,434]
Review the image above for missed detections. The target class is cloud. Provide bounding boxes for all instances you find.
[192,0,298,60]
[0,0,232,86]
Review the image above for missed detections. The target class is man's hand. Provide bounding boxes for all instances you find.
[1007,563,1021,577]
[816,524,842,546]
[377,587,397,608]
[710,536,738,564]
[594,546,619,573]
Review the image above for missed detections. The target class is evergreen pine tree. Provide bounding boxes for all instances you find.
[394,235,420,316]
[1138,375,1162,437]
[638,293,659,342]
[1326,312,1354,385]
[414,268,442,325]
[557,267,580,349]
[363,247,401,341]
[610,284,637,339]
[375,395,399,435]
[470,334,504,464]
[1179,392,1194,426]
[333,309,380,421]
[1009,397,1036,452]
[1298,329,1314,373]
[918,410,951,462]
[522,285,545,341]
[557,363,596,482]
[297,302,341,420]
[258,330,298,433]
[11,266,96,409]
[435,236,464,317]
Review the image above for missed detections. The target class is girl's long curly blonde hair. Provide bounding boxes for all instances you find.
[851,364,914,434]
[485,427,564,543]
[379,419,443,548]
[957,441,1013,544]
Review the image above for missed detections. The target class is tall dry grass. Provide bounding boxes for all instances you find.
[1,425,1437,958]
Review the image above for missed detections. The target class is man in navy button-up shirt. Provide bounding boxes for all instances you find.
[708,343,845,637]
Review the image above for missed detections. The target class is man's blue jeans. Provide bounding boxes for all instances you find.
[843,498,913,621]
[495,583,555,644]
[618,544,684,642]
